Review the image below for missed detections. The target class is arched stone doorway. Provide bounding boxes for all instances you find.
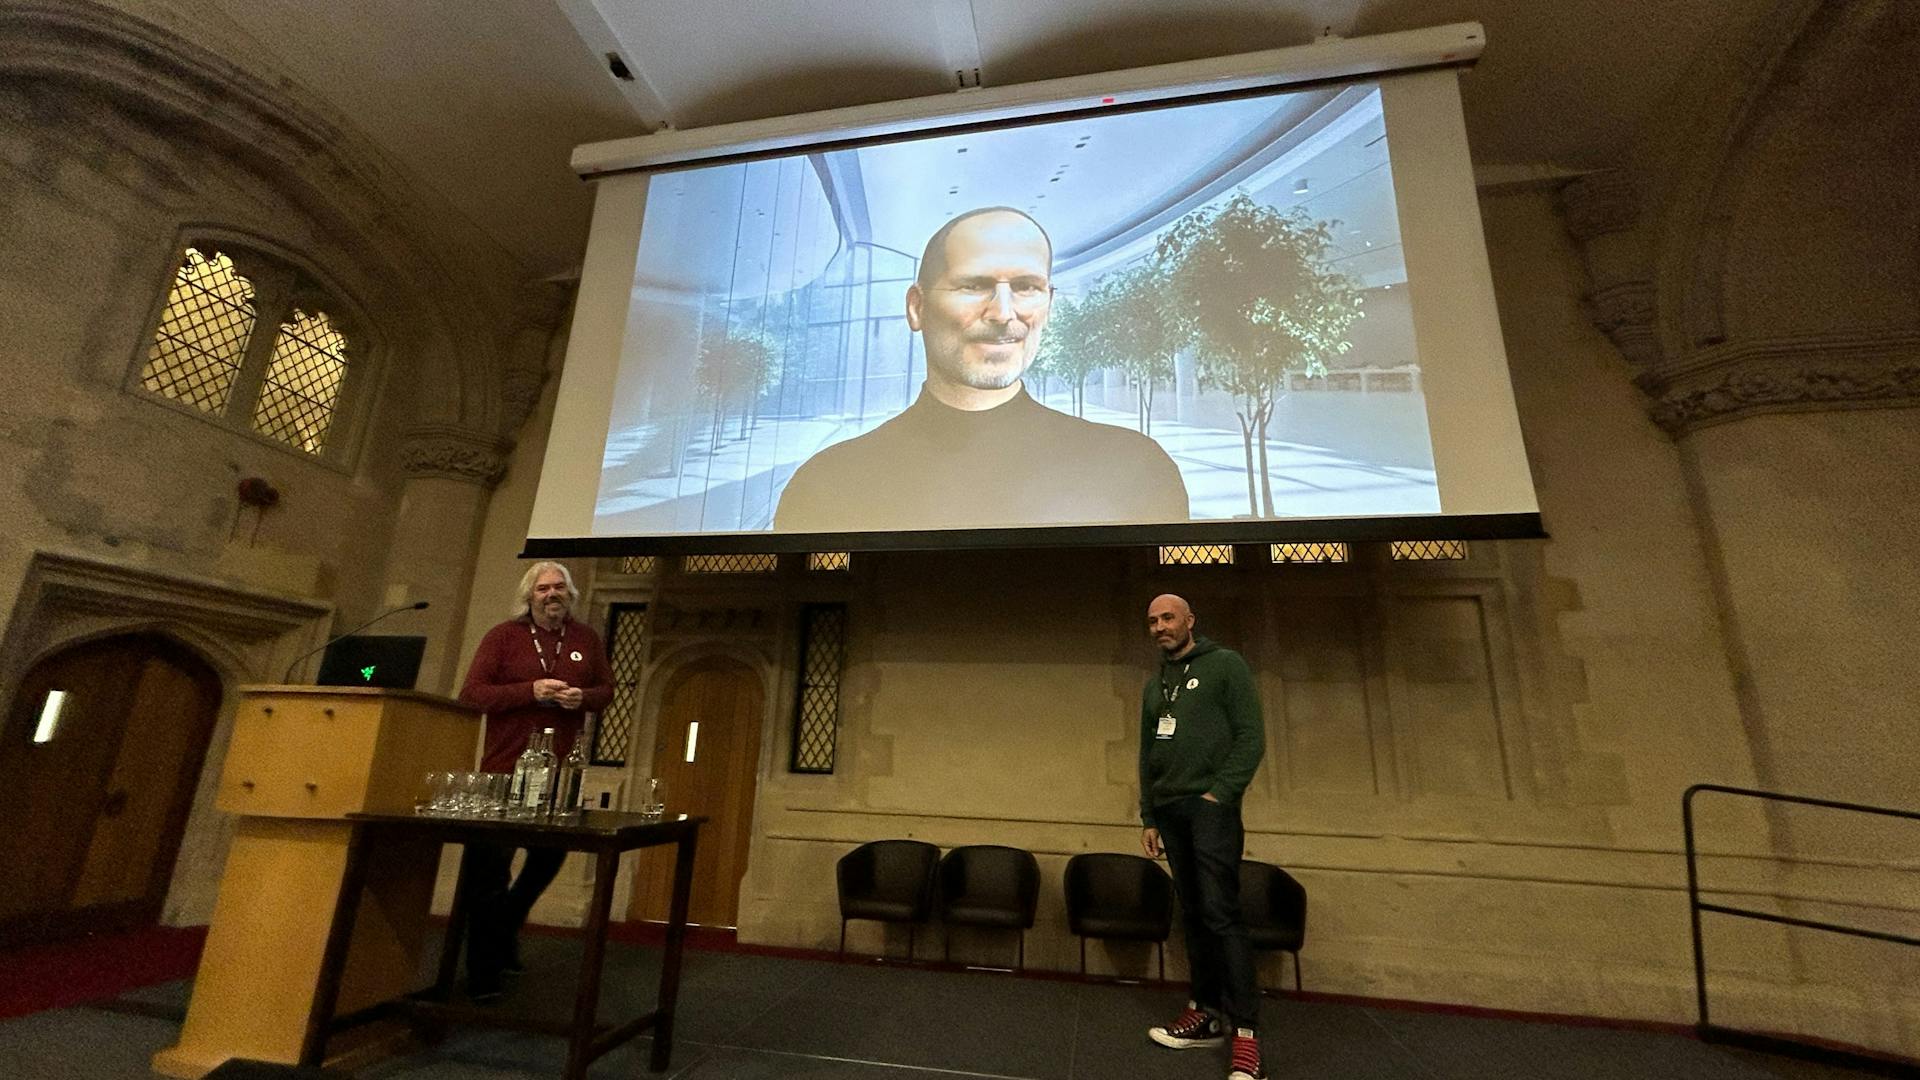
[628,654,766,928]
[0,633,223,945]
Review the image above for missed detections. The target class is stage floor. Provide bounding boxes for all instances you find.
[0,933,1888,1079]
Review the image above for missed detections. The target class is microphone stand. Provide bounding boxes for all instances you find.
[282,600,430,683]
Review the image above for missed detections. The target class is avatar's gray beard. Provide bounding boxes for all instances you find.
[930,343,1030,391]
[953,365,1022,390]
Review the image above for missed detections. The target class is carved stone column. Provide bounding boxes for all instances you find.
[391,425,509,692]
[1558,171,1663,379]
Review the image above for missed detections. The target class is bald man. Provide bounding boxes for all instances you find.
[773,207,1188,533]
[1139,594,1267,1080]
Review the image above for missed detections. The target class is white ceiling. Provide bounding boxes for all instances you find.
[178,0,1774,279]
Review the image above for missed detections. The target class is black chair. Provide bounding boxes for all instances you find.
[836,839,939,962]
[937,845,1040,970]
[1064,852,1174,980]
[1240,860,1307,992]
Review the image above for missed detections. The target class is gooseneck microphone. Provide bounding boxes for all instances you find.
[282,600,430,683]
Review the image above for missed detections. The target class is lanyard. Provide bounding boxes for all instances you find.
[529,620,565,676]
[1159,661,1192,712]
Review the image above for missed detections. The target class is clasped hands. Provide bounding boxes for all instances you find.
[533,677,584,709]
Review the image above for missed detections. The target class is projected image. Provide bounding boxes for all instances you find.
[594,82,1437,536]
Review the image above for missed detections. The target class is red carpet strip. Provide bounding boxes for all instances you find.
[0,925,205,1020]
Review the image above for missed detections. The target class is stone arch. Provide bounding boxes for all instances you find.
[21,619,243,696]
[1659,0,1919,350]
[1564,0,1920,433]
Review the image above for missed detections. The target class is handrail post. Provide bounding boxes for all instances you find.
[1681,781,1919,1074]
[1681,784,1708,1031]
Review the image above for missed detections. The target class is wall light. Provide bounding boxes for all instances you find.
[33,690,67,744]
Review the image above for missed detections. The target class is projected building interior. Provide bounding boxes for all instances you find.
[595,82,1436,536]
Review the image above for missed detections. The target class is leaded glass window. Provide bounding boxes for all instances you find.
[1271,542,1350,564]
[1391,540,1469,561]
[598,603,648,765]
[790,604,847,773]
[1159,544,1235,566]
[251,309,349,454]
[684,553,779,573]
[142,248,256,414]
[136,243,363,462]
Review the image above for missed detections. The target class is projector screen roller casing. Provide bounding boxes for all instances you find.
[528,27,1540,555]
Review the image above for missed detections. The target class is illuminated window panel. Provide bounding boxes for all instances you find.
[1270,542,1350,564]
[597,604,647,765]
[141,247,256,414]
[1159,545,1235,566]
[251,308,348,454]
[618,556,658,575]
[682,553,779,574]
[808,552,851,571]
[1391,540,1469,561]
[790,604,847,773]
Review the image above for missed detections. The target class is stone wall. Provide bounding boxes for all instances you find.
[0,3,546,924]
[467,181,1914,1061]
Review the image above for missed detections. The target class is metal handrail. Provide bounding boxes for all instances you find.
[1682,783,1919,1070]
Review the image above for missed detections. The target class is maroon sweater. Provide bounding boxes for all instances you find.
[460,615,615,772]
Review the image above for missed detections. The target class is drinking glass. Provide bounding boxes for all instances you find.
[484,772,512,815]
[454,772,483,816]
[430,770,461,815]
[416,771,449,815]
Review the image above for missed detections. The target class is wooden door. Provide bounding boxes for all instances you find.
[0,634,223,945]
[628,656,764,928]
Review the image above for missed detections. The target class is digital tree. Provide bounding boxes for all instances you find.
[1031,295,1104,417]
[1101,264,1185,435]
[695,327,781,447]
[1155,193,1364,516]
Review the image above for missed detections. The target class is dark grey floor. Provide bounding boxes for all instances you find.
[0,934,1898,1080]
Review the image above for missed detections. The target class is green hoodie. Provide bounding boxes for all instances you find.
[1138,635,1264,827]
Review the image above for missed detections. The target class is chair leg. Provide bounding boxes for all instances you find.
[944,926,951,964]
[1079,936,1086,975]
[1292,951,1302,993]
[1016,931,1024,973]
[907,924,915,963]
[1157,942,1165,983]
[838,920,847,963]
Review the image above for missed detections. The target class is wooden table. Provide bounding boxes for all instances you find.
[299,810,703,1077]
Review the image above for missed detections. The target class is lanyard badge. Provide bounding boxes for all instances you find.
[1155,661,1191,739]
[530,621,566,676]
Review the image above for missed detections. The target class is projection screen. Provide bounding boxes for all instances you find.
[526,24,1541,555]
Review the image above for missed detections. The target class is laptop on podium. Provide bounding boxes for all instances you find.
[314,634,426,689]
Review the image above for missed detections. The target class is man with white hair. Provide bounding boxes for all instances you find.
[457,560,613,1000]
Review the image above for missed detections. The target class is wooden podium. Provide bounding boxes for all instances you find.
[153,686,480,1078]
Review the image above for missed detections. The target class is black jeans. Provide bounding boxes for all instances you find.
[1156,794,1258,1030]
[461,843,567,983]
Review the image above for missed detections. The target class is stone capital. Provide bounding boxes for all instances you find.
[1644,332,1920,435]
[1557,170,1641,243]
[398,424,509,486]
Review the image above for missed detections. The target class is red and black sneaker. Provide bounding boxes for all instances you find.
[1228,1028,1266,1080]
[1148,1003,1226,1049]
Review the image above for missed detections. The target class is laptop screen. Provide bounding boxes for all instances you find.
[314,635,426,689]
